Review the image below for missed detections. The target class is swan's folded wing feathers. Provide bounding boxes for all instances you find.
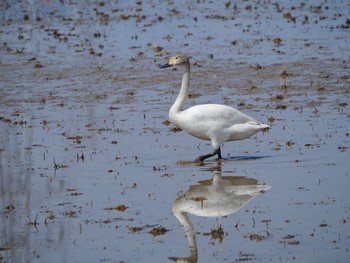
[183,104,257,125]
[172,104,264,142]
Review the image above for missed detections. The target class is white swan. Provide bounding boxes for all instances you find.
[160,54,269,162]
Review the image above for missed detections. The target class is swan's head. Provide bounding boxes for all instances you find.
[160,54,190,68]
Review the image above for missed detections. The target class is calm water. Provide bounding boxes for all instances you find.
[1,0,349,262]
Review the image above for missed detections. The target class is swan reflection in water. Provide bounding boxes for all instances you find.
[169,166,271,263]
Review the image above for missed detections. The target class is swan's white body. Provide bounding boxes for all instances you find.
[161,54,269,161]
[170,103,265,150]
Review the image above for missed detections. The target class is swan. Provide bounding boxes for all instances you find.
[160,54,269,162]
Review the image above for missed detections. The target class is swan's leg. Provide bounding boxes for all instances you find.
[217,147,222,159]
[194,147,222,162]
[194,152,215,162]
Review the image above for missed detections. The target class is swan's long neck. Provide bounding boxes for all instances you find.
[170,62,190,116]
[173,210,198,260]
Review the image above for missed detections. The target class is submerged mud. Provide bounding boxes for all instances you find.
[1,0,349,262]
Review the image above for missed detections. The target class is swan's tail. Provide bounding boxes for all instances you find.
[245,121,269,130]
[255,123,270,130]
[228,122,269,141]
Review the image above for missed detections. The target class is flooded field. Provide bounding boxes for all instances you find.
[1,0,349,262]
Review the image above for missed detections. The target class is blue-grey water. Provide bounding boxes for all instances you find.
[1,1,349,262]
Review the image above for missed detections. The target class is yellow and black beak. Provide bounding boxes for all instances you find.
[160,56,176,68]
[159,62,172,68]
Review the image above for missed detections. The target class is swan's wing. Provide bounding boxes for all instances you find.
[171,104,267,145]
[182,104,257,125]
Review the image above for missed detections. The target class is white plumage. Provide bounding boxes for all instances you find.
[160,54,269,162]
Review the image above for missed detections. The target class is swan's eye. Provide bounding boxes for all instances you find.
[175,57,178,60]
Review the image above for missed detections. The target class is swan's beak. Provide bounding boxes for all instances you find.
[160,62,172,68]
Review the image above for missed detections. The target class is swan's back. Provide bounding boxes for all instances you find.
[183,104,255,123]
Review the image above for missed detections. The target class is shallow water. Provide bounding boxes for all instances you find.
[1,1,350,262]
